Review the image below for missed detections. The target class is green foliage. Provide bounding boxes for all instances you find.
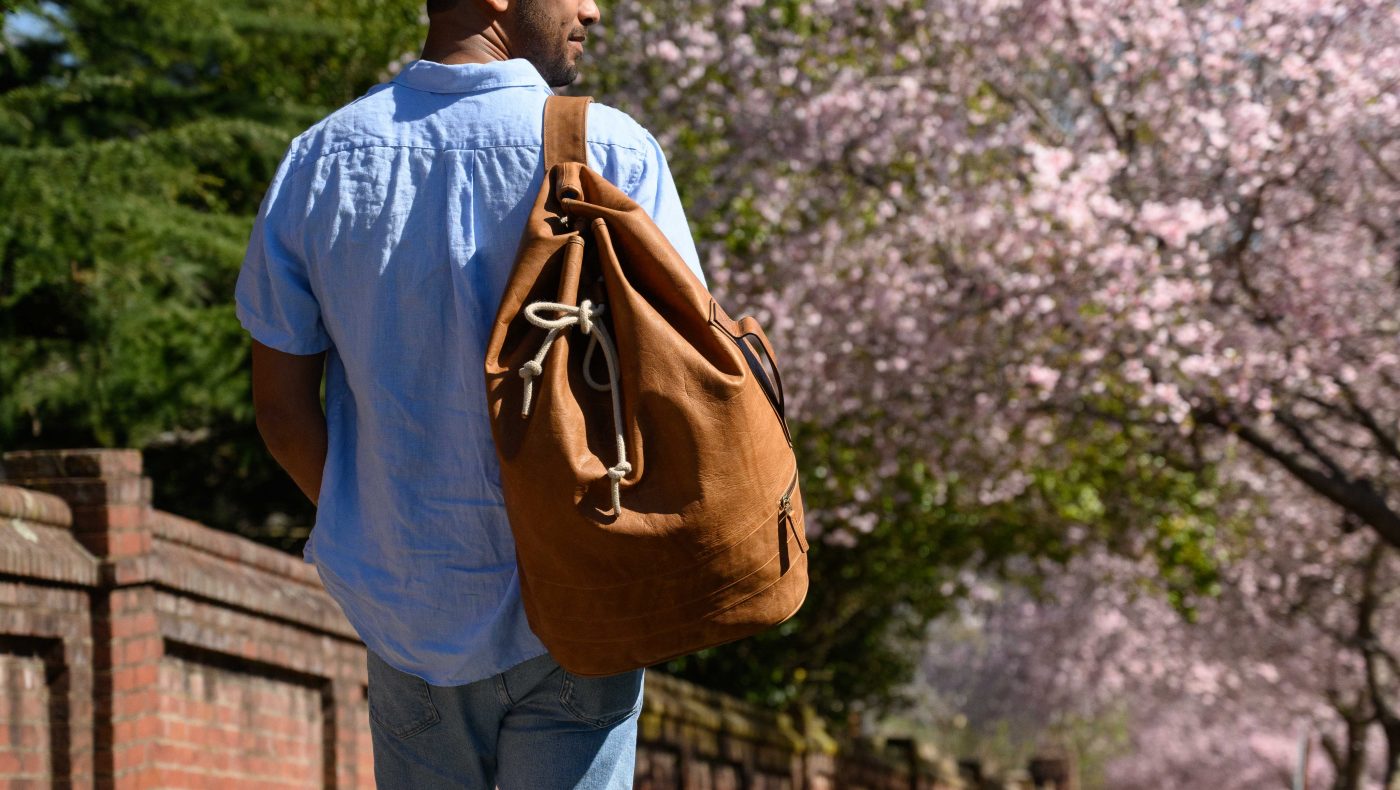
[662,410,1231,723]
[1020,417,1231,612]
[0,0,423,537]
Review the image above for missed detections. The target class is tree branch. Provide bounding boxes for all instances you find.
[1195,403,1400,551]
[1273,406,1348,479]
[1335,378,1400,465]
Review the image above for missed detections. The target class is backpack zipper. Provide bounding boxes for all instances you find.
[779,472,796,517]
[778,468,807,553]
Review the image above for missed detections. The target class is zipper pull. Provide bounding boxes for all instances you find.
[779,488,808,554]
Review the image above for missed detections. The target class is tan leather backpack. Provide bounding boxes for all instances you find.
[483,95,809,677]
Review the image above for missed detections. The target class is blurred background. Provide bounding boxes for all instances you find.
[2,0,1398,786]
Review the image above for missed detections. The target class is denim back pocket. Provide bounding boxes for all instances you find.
[367,649,442,738]
[558,667,645,729]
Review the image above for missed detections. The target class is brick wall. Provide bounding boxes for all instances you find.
[0,449,371,789]
[153,650,329,787]
[0,477,98,788]
[0,447,1053,790]
[0,649,56,783]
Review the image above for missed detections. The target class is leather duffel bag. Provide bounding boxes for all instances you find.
[484,95,808,676]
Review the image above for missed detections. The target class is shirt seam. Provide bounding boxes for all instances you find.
[286,140,648,179]
[391,79,549,93]
[394,82,551,95]
[626,156,643,197]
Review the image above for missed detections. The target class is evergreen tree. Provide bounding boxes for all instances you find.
[0,0,423,546]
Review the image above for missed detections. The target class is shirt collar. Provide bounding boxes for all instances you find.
[391,58,555,95]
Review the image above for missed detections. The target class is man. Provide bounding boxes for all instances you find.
[233,0,706,786]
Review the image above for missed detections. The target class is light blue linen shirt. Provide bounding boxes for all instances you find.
[234,57,706,685]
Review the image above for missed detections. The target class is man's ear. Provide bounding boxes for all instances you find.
[484,0,510,13]
[432,0,509,15]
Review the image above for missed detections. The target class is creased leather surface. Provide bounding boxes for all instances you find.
[484,95,809,676]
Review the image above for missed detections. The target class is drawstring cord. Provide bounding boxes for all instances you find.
[517,299,632,512]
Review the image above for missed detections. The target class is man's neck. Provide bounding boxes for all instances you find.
[421,22,512,65]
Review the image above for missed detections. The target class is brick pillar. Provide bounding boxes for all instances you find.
[957,758,984,789]
[3,449,159,790]
[886,736,919,790]
[794,702,837,790]
[1028,756,1072,790]
[327,675,373,789]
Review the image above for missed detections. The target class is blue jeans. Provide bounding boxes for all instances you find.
[366,647,644,789]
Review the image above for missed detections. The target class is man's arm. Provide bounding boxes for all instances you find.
[632,128,708,288]
[250,339,328,506]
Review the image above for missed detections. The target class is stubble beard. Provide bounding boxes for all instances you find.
[515,0,578,87]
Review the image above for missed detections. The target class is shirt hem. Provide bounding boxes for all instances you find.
[235,302,332,355]
[308,553,550,686]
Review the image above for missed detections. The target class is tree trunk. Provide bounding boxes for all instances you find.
[1323,711,1371,790]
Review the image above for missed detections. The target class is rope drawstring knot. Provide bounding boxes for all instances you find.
[517,298,631,513]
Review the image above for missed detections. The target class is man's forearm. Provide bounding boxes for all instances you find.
[256,408,328,506]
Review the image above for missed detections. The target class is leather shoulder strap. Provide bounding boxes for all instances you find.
[542,95,594,171]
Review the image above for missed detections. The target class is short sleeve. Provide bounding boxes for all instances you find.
[628,129,708,289]
[234,150,332,355]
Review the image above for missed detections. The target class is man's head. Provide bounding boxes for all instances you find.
[424,0,599,87]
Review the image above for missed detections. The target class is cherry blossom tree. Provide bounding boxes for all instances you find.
[581,0,1400,553]
[902,448,1400,788]
[570,2,1400,775]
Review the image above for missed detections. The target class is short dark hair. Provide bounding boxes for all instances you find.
[426,0,458,14]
